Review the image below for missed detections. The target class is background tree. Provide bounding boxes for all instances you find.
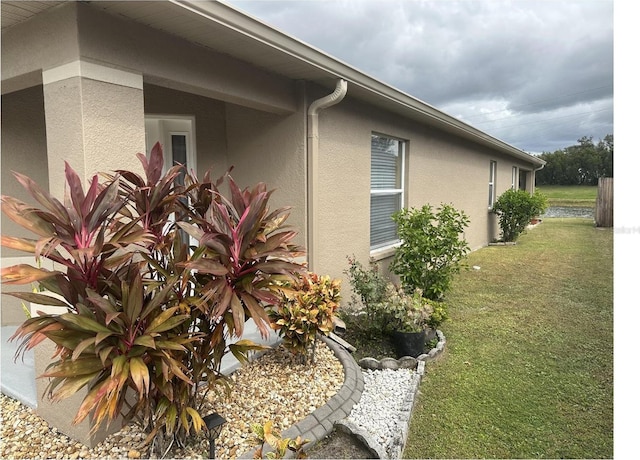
[535,134,613,185]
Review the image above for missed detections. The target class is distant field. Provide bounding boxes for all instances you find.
[536,185,597,207]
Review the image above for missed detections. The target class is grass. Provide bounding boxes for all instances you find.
[536,185,597,207]
[404,218,613,459]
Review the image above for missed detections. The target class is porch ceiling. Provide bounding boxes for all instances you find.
[1,0,545,166]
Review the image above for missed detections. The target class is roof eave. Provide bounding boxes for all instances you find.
[175,0,545,167]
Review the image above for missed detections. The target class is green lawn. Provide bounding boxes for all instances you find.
[536,185,597,207]
[404,219,613,459]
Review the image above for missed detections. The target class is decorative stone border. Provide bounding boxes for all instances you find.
[357,329,446,371]
[337,330,446,459]
[239,334,365,458]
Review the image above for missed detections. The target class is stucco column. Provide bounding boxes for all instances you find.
[35,61,145,446]
[42,60,145,198]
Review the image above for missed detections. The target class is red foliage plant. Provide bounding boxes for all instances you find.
[0,143,306,453]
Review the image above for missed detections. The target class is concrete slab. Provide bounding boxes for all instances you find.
[1,325,37,408]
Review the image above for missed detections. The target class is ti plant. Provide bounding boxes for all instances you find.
[1,143,306,455]
[269,273,340,363]
[251,420,309,459]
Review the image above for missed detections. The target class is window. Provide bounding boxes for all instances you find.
[370,134,405,250]
[512,166,518,190]
[488,160,497,208]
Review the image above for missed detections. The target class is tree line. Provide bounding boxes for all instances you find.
[535,135,613,186]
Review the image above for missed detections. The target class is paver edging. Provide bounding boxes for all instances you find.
[238,334,364,458]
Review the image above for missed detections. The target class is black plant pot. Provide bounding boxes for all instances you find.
[392,330,426,358]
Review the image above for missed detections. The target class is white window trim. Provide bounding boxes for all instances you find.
[488,160,497,209]
[511,166,518,190]
[370,134,406,253]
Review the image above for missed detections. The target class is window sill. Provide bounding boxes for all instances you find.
[370,243,399,261]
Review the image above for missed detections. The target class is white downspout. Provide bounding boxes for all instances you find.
[307,79,348,271]
[532,163,545,193]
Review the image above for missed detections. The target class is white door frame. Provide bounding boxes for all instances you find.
[144,115,197,176]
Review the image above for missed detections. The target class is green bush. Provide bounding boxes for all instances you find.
[493,189,549,242]
[390,204,470,300]
[380,285,433,333]
[342,256,389,334]
[427,301,449,329]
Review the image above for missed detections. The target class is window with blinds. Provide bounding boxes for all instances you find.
[370,134,405,250]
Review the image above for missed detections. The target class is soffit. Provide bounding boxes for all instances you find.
[1,1,66,30]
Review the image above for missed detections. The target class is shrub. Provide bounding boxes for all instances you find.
[390,203,470,300]
[380,285,433,333]
[1,143,305,455]
[342,256,389,334]
[492,189,549,242]
[251,420,309,459]
[269,273,341,363]
[427,301,449,330]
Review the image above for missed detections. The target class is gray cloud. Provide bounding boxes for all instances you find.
[228,0,613,154]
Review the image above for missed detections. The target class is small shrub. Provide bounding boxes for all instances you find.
[269,273,341,363]
[251,420,309,459]
[493,189,549,242]
[380,285,433,333]
[342,256,389,334]
[427,301,449,330]
[391,203,470,300]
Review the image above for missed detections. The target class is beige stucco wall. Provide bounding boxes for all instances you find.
[143,84,230,178]
[74,2,297,116]
[225,101,307,250]
[1,86,49,253]
[312,96,540,298]
[43,76,146,199]
[1,3,79,91]
[1,86,50,325]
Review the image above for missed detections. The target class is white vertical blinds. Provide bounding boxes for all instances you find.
[370,134,404,250]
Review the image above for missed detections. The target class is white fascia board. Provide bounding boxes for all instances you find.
[175,1,544,166]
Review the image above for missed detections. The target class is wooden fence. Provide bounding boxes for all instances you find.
[595,177,613,227]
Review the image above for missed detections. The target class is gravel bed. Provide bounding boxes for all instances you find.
[345,368,417,458]
[0,341,343,459]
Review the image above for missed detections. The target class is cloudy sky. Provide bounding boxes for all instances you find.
[226,0,613,155]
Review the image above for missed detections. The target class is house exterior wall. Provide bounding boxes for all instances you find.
[312,96,539,292]
[225,100,307,249]
[74,2,297,115]
[1,3,80,91]
[1,1,543,324]
[1,86,50,326]
[143,84,230,177]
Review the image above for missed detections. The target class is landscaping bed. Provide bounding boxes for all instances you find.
[0,341,344,459]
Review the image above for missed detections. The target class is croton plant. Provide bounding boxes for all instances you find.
[269,273,341,363]
[0,143,306,453]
